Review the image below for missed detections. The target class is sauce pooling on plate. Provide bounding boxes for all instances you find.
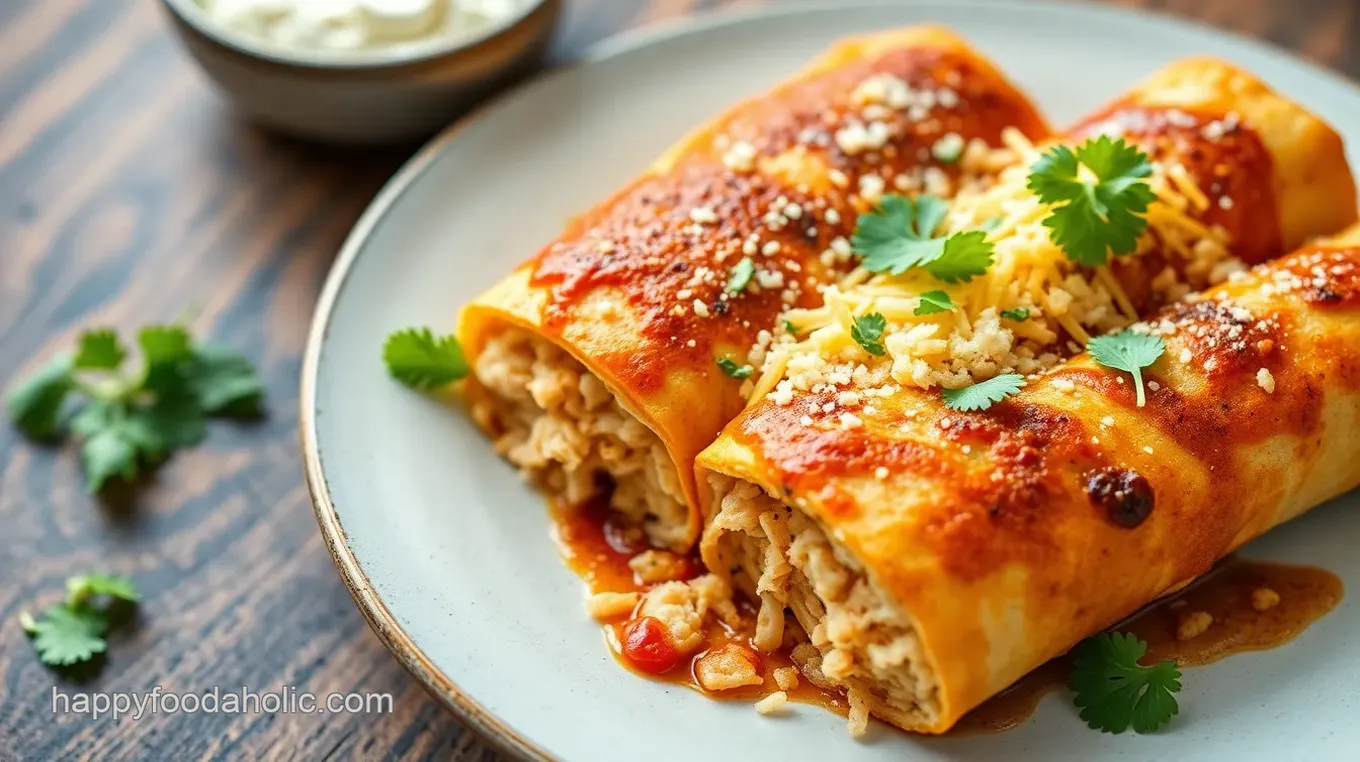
[951,557,1344,735]
[552,498,846,714]
[552,498,1342,732]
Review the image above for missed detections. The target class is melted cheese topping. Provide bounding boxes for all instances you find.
[749,128,1241,406]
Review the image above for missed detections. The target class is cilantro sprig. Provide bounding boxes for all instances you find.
[5,326,265,492]
[1070,631,1181,734]
[851,195,994,283]
[1027,136,1157,267]
[940,373,1025,412]
[1088,330,1165,407]
[850,313,887,356]
[915,290,955,316]
[20,574,140,668]
[383,329,469,390]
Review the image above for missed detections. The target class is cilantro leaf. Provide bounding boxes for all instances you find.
[915,290,955,316]
[1088,330,1165,407]
[80,424,141,493]
[138,325,195,395]
[73,329,126,370]
[783,318,798,335]
[133,391,207,450]
[71,400,171,493]
[138,325,193,365]
[851,313,887,356]
[726,257,755,294]
[5,355,74,440]
[383,329,468,390]
[27,604,108,667]
[67,574,140,604]
[1027,136,1156,267]
[940,373,1026,412]
[185,347,264,417]
[1070,631,1181,734]
[851,195,947,275]
[1000,307,1031,322]
[852,195,994,282]
[23,573,141,669]
[923,231,993,283]
[717,356,754,379]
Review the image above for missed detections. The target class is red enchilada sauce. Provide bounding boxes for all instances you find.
[553,499,1341,733]
[551,498,846,714]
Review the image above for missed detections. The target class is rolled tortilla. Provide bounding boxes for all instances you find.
[696,223,1360,734]
[457,27,1050,550]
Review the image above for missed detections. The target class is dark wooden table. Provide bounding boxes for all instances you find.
[1,0,1356,759]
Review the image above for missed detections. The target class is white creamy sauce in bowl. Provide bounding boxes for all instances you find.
[196,0,528,52]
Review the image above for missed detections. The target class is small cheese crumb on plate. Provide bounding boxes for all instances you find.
[755,691,789,716]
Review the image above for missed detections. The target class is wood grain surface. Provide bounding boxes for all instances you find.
[1,0,1357,760]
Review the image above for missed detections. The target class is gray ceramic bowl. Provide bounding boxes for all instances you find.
[158,0,561,145]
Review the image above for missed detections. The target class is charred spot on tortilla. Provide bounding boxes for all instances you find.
[1085,467,1155,528]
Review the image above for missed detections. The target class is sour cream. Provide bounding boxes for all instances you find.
[198,0,527,53]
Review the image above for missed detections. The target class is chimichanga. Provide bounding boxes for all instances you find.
[457,27,1050,550]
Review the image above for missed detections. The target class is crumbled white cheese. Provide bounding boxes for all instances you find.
[722,140,757,172]
[690,206,718,225]
[755,691,789,716]
[1256,367,1276,393]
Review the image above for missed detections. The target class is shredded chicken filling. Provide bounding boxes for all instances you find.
[707,475,938,731]
[469,327,689,550]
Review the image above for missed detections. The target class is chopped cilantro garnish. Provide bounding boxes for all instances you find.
[850,313,887,356]
[726,256,755,294]
[383,328,468,391]
[783,318,798,335]
[940,373,1025,412]
[915,290,956,316]
[717,356,754,378]
[1070,631,1181,734]
[1000,307,1031,322]
[1027,136,1157,267]
[851,195,994,283]
[1087,330,1165,407]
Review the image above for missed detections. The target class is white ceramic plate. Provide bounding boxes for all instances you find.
[301,2,1360,760]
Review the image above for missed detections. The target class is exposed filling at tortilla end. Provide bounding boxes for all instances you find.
[466,325,690,551]
[704,472,941,734]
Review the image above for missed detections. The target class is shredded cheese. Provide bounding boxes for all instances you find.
[748,127,1242,401]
